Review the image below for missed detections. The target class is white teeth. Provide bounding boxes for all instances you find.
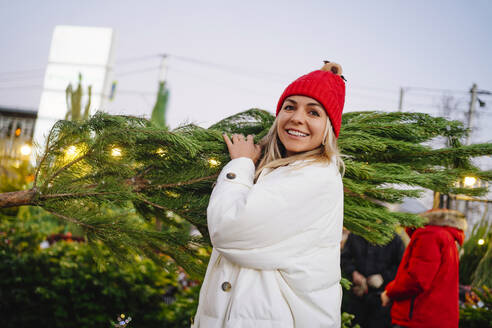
[287,129,308,137]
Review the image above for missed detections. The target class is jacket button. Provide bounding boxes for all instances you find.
[221,281,232,292]
[226,172,236,180]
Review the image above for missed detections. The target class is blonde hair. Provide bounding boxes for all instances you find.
[255,117,345,180]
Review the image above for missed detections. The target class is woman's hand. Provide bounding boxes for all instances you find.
[223,133,262,164]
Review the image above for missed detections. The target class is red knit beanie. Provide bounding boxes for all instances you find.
[276,62,346,138]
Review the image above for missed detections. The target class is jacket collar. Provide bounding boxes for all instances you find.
[421,209,467,232]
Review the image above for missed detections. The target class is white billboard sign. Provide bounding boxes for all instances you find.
[33,25,115,153]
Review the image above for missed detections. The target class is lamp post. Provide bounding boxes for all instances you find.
[453,176,491,228]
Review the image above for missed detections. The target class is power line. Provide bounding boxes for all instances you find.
[0,68,45,77]
[117,52,290,83]
[3,53,489,117]
[116,54,159,64]
[169,53,290,81]
[405,86,470,95]
[167,66,274,97]
[115,66,160,77]
[0,85,42,90]
[118,89,156,96]
[350,84,398,94]
[0,75,44,83]
[349,90,398,102]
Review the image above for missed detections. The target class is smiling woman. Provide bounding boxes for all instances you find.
[192,62,346,328]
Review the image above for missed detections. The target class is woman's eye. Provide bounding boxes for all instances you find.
[309,110,320,117]
[283,105,294,111]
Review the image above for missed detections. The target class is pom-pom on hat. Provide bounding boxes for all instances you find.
[276,61,346,138]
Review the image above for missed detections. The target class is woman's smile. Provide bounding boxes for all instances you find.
[286,129,309,137]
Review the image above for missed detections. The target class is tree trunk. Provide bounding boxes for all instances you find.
[0,189,36,208]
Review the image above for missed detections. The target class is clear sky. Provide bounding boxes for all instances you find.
[1,0,491,144]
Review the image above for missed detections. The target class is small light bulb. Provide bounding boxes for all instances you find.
[208,158,220,168]
[64,145,79,161]
[111,147,122,157]
[463,176,477,187]
[20,144,32,156]
[66,146,77,156]
[156,148,167,157]
[478,239,485,246]
[165,191,180,198]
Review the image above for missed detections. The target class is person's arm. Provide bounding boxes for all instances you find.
[208,158,343,270]
[385,231,442,301]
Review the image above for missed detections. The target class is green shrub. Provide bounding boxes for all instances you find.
[460,218,491,285]
[0,210,199,328]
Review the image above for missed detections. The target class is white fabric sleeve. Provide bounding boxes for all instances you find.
[207,158,343,270]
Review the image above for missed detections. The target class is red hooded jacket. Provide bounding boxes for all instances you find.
[385,224,464,328]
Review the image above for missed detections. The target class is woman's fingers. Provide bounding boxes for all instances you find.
[232,134,244,143]
[224,133,261,163]
[223,133,233,152]
[225,133,256,144]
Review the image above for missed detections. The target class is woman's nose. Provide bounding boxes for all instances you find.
[290,109,305,124]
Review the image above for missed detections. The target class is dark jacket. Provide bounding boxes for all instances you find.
[341,233,405,328]
[385,209,466,328]
[341,233,404,289]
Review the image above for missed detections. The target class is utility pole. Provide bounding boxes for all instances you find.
[466,84,478,145]
[158,54,168,83]
[398,87,405,111]
[151,54,170,129]
[462,84,478,217]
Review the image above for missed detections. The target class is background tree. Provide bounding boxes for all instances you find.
[460,216,491,286]
[0,204,198,328]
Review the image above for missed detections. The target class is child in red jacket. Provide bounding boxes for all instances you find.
[381,209,467,328]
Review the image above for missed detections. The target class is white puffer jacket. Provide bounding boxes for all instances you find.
[192,157,344,328]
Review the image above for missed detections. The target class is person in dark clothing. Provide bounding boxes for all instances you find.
[341,232,405,328]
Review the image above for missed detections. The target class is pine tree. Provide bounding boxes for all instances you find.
[1,109,491,277]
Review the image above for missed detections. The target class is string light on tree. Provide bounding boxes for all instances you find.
[156,148,168,158]
[477,239,485,246]
[208,158,220,168]
[165,190,180,198]
[66,145,77,156]
[64,145,79,161]
[20,144,32,156]
[111,147,122,157]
